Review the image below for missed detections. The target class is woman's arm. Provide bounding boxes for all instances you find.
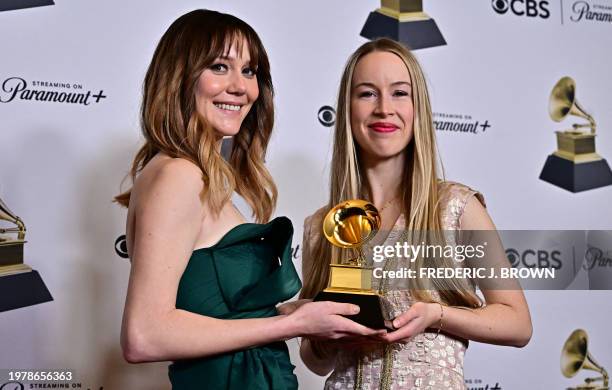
[300,338,339,376]
[121,159,376,363]
[298,214,340,376]
[382,197,533,347]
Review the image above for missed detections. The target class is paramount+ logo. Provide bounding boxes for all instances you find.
[491,0,551,19]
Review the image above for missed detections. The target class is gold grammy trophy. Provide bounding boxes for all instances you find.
[539,76,612,192]
[561,329,609,390]
[360,0,446,50]
[0,196,52,312]
[313,200,390,329]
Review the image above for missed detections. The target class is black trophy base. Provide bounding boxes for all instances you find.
[539,154,612,193]
[314,290,388,330]
[0,270,53,312]
[360,11,446,50]
[0,0,54,12]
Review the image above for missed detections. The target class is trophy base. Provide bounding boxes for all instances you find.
[360,11,446,50]
[314,290,389,330]
[0,240,25,266]
[0,0,54,12]
[539,154,612,193]
[0,270,53,312]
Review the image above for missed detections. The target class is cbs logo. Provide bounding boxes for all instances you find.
[492,0,550,18]
[115,235,129,259]
[506,248,562,269]
[318,105,336,127]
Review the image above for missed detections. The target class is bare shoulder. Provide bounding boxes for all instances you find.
[462,195,495,230]
[131,156,204,209]
[126,156,205,263]
[137,156,202,192]
[127,156,206,249]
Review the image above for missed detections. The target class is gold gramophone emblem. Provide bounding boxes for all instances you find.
[314,200,389,329]
[539,77,612,192]
[0,195,52,312]
[361,0,446,50]
[0,197,30,275]
[561,329,609,390]
[550,77,598,163]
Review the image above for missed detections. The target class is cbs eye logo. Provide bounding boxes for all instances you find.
[318,105,336,127]
[505,248,562,269]
[506,248,521,267]
[492,0,510,13]
[115,235,129,259]
[492,0,550,19]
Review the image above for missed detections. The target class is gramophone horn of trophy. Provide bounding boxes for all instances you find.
[561,329,609,390]
[0,196,53,312]
[539,76,612,192]
[313,200,390,329]
[361,0,446,50]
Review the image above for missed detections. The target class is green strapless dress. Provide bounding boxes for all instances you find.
[168,216,302,390]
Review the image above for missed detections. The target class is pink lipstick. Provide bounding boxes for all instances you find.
[369,122,399,133]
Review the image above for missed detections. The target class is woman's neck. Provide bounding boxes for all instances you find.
[360,152,406,207]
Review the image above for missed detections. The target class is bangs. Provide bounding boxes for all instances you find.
[206,26,261,69]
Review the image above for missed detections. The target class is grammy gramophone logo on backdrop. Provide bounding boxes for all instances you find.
[561,329,609,390]
[361,0,446,50]
[0,196,52,312]
[539,76,612,193]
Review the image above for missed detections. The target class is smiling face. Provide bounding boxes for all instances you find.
[195,39,259,138]
[350,50,414,161]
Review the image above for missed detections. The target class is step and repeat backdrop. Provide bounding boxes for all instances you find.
[1,0,611,389]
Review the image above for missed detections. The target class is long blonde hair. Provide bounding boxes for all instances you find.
[115,9,277,223]
[301,39,481,309]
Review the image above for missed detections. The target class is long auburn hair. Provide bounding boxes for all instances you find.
[115,9,277,223]
[300,39,482,310]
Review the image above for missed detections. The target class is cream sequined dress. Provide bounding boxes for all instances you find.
[302,182,485,390]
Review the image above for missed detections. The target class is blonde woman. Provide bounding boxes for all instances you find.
[115,10,380,390]
[299,38,532,389]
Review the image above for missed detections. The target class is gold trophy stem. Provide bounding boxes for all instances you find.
[353,246,367,267]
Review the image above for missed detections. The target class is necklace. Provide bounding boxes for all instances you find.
[377,193,401,213]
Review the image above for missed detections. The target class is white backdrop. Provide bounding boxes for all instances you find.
[1,0,611,389]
